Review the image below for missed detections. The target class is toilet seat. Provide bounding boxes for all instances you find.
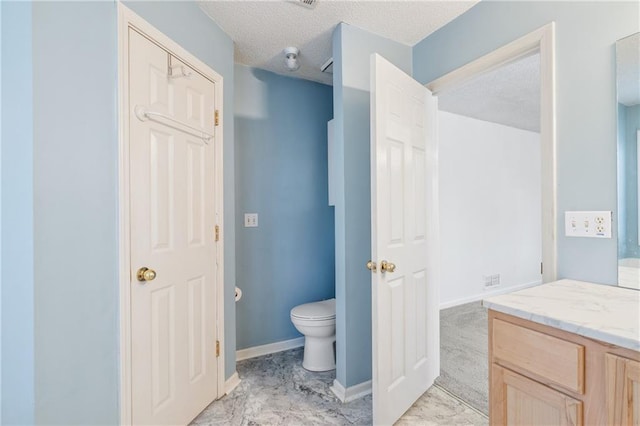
[290,298,335,321]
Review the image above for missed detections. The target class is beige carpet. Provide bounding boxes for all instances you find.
[435,301,489,415]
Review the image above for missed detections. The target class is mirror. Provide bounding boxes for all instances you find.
[616,32,640,290]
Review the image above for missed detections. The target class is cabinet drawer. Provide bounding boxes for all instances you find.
[492,319,585,394]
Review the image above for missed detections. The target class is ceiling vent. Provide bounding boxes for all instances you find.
[289,0,318,9]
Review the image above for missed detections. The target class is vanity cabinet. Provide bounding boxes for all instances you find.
[489,310,640,426]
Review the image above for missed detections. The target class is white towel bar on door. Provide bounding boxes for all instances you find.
[134,105,213,144]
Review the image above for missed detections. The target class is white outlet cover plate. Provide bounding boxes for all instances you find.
[244,213,258,228]
[564,211,612,238]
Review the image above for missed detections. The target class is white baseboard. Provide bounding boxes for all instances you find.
[236,337,305,361]
[439,280,542,310]
[330,379,372,403]
[224,371,241,395]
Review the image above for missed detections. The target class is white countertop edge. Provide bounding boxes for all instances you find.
[483,300,640,352]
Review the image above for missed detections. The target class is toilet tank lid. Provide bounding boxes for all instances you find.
[290,298,336,320]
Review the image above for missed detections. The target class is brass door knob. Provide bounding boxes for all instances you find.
[380,260,396,273]
[136,267,157,282]
[366,260,377,272]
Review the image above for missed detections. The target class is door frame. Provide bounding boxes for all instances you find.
[426,22,557,283]
[117,4,225,424]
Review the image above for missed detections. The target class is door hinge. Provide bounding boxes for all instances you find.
[541,262,543,275]
[216,340,220,357]
[214,110,220,127]
[215,225,220,242]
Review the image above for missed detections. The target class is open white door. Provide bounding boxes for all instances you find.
[370,53,440,425]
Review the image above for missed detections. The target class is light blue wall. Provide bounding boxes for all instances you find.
[332,23,412,387]
[0,3,2,419]
[123,0,237,380]
[234,65,334,350]
[32,3,119,424]
[1,3,35,424]
[619,104,640,259]
[413,1,639,285]
[0,4,3,419]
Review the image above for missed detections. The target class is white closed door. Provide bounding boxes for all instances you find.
[129,28,218,425]
[370,53,440,426]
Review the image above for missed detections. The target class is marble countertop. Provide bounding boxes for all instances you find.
[483,279,640,351]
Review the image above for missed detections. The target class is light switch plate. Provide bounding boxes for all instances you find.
[564,211,612,238]
[244,213,258,228]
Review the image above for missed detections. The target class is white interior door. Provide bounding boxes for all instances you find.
[129,28,218,425]
[370,53,440,426]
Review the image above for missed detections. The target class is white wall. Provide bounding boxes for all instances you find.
[439,111,542,308]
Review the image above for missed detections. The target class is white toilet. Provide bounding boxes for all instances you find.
[290,298,336,372]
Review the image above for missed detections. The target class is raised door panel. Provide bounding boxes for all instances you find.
[170,57,215,135]
[606,353,640,426]
[149,129,176,253]
[150,285,177,411]
[187,275,206,382]
[186,141,206,248]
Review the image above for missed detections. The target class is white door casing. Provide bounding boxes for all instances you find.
[637,130,640,246]
[370,54,440,425]
[426,23,556,283]
[128,27,218,425]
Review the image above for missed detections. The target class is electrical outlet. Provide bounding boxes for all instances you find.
[564,211,612,238]
[483,275,492,288]
[492,274,500,287]
[244,213,258,228]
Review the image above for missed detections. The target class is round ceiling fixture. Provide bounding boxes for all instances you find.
[283,47,300,72]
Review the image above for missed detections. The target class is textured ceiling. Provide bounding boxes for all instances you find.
[439,53,541,133]
[198,0,478,85]
[617,33,640,107]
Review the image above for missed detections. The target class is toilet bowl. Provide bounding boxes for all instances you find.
[290,298,336,372]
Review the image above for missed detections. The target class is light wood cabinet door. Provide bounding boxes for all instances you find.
[606,353,640,425]
[492,364,583,426]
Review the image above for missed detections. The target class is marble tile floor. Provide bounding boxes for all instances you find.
[191,347,487,426]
